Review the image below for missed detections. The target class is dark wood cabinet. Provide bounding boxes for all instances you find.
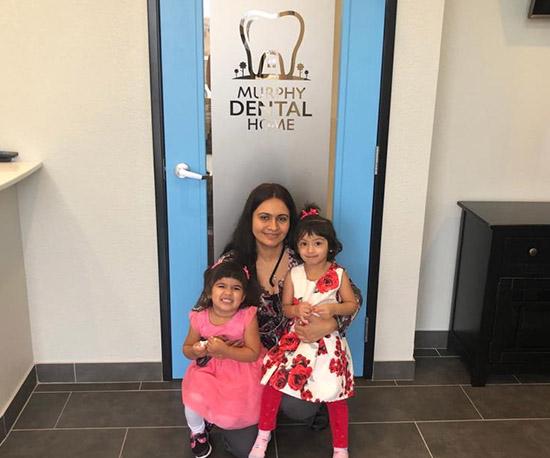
[448,202,550,386]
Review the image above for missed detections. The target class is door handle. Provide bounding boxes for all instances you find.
[174,163,210,180]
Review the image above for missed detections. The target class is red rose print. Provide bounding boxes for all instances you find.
[278,332,300,352]
[317,338,328,355]
[270,368,289,390]
[329,358,342,375]
[288,364,312,391]
[293,297,300,305]
[300,389,313,401]
[292,354,310,367]
[316,268,339,293]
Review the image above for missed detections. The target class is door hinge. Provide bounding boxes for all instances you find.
[374,146,380,176]
[364,316,369,343]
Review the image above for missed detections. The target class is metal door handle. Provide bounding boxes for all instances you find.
[174,163,210,180]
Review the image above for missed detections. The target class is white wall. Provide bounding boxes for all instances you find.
[0,0,160,362]
[0,186,34,415]
[374,0,446,362]
[416,0,550,331]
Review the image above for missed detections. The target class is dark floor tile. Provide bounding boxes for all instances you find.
[56,391,185,428]
[354,378,396,387]
[463,385,550,419]
[75,363,162,382]
[349,386,480,422]
[419,419,550,458]
[121,426,274,458]
[36,364,75,383]
[36,382,140,392]
[515,373,550,384]
[0,417,6,444]
[397,357,471,385]
[436,347,459,357]
[414,349,439,357]
[140,381,181,390]
[4,368,36,431]
[0,429,125,458]
[14,393,69,430]
[276,423,431,457]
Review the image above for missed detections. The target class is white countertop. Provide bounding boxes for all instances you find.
[0,161,43,191]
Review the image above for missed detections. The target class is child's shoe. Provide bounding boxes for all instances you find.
[332,448,349,458]
[248,432,271,458]
[190,431,212,458]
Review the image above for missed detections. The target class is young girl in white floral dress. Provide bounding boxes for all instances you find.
[249,204,358,458]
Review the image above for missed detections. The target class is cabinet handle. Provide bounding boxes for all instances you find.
[529,248,538,257]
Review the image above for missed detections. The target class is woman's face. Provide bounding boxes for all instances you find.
[252,198,290,249]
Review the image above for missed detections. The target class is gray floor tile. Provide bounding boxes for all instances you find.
[121,427,274,458]
[56,391,185,428]
[349,386,481,422]
[0,429,125,458]
[354,378,396,387]
[13,393,69,430]
[276,423,431,457]
[4,369,36,431]
[140,381,181,390]
[397,358,471,385]
[418,419,550,458]
[0,417,6,443]
[36,383,140,392]
[515,373,550,384]
[463,385,550,419]
[436,347,459,357]
[414,349,439,357]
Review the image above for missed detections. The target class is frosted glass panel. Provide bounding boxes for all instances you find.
[204,0,339,257]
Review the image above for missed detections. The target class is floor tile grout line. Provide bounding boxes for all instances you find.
[460,385,484,420]
[513,374,522,384]
[4,379,40,441]
[139,382,143,391]
[414,422,435,458]
[34,389,181,393]
[54,392,72,428]
[434,348,442,356]
[118,428,129,458]
[12,426,188,431]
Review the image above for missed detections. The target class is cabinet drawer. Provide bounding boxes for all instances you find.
[502,238,550,276]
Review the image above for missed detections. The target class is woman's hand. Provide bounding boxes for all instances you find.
[294,314,338,343]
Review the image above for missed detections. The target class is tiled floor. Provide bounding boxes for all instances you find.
[2,352,550,457]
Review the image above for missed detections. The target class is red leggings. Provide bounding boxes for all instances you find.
[259,385,348,448]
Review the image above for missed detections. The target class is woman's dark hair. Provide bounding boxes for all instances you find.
[293,203,342,262]
[223,183,298,270]
[202,260,261,309]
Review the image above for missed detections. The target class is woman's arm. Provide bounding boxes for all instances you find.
[206,315,260,362]
[294,315,338,343]
[182,324,208,360]
[334,274,363,336]
[312,272,358,319]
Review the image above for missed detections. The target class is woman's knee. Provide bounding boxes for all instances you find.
[279,394,320,421]
[220,424,258,458]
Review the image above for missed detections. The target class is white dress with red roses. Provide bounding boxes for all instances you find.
[260,264,354,402]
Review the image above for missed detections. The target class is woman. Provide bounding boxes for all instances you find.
[193,183,361,458]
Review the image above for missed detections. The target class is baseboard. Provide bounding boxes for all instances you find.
[415,330,449,349]
[372,361,415,380]
[36,362,163,383]
[0,367,37,443]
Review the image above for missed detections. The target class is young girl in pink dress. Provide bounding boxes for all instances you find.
[182,260,263,458]
[249,204,359,458]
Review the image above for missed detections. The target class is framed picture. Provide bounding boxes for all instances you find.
[529,0,550,18]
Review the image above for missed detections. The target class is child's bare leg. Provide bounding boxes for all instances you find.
[249,386,283,458]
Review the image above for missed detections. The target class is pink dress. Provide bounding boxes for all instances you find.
[181,307,264,430]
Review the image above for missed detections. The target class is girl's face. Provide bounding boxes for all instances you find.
[297,233,329,267]
[210,277,246,316]
[252,198,290,249]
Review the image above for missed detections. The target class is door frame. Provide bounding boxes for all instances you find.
[147,0,398,380]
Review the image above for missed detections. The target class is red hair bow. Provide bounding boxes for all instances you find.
[300,208,319,219]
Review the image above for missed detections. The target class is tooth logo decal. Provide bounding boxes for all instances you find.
[234,10,310,80]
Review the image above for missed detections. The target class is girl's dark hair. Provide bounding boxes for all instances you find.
[202,260,261,309]
[223,183,298,270]
[293,203,342,262]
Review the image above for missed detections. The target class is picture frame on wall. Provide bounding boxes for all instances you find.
[529,0,550,18]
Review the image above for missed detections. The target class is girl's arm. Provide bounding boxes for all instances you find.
[206,315,260,362]
[282,272,313,320]
[313,271,358,319]
[182,324,208,360]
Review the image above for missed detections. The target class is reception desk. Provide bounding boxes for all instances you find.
[0,161,41,436]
